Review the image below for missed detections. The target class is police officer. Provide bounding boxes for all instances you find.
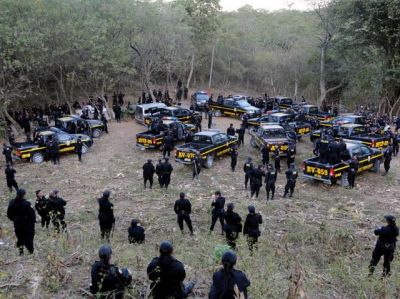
[261,144,269,166]
[5,164,18,192]
[223,203,242,249]
[369,215,399,276]
[163,134,174,158]
[230,146,238,172]
[250,165,264,199]
[50,139,60,164]
[48,190,67,232]
[209,251,250,299]
[242,113,249,128]
[243,157,254,190]
[34,190,50,228]
[274,149,281,173]
[155,159,163,187]
[338,138,347,161]
[265,164,277,201]
[283,163,298,198]
[90,245,132,299]
[236,125,245,146]
[101,113,109,133]
[143,159,155,189]
[2,144,13,166]
[210,191,226,234]
[328,139,340,165]
[227,124,235,136]
[194,114,202,132]
[392,133,399,156]
[382,144,393,176]
[160,158,173,189]
[192,153,202,180]
[208,109,213,129]
[76,136,83,162]
[318,134,330,163]
[7,189,36,255]
[97,190,115,242]
[147,241,194,299]
[286,144,296,169]
[243,205,263,252]
[128,219,145,244]
[347,155,359,189]
[174,192,194,235]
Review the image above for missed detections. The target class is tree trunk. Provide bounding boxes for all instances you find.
[294,78,299,102]
[186,52,195,89]
[3,101,23,134]
[318,37,328,109]
[208,43,216,91]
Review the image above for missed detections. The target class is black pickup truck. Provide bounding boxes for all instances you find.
[310,124,390,150]
[175,130,238,168]
[249,124,294,156]
[145,106,201,126]
[13,128,92,164]
[302,141,383,185]
[136,120,196,149]
[209,98,261,118]
[298,104,334,124]
[55,115,105,138]
[271,96,293,110]
[247,112,311,139]
[319,114,366,128]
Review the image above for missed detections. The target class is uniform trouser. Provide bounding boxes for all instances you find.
[287,158,294,169]
[266,182,276,199]
[99,220,113,240]
[7,179,19,192]
[210,212,224,232]
[225,231,239,249]
[77,152,82,161]
[52,215,67,232]
[39,213,50,228]
[245,174,251,189]
[347,172,356,188]
[231,159,237,171]
[15,226,34,254]
[284,180,296,196]
[6,156,13,166]
[52,153,60,164]
[177,214,193,233]
[238,136,244,145]
[208,119,212,129]
[192,167,200,179]
[369,246,394,275]
[275,162,280,172]
[262,157,269,166]
[161,175,171,188]
[247,235,259,252]
[393,144,398,156]
[251,184,261,198]
[144,177,153,188]
[384,159,391,172]
[157,175,162,187]
[163,149,171,157]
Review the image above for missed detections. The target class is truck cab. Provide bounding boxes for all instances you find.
[249,124,294,156]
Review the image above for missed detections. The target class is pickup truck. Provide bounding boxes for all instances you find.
[209,98,261,118]
[55,115,105,138]
[271,96,293,110]
[191,91,210,111]
[249,124,294,156]
[146,106,200,126]
[175,130,238,168]
[13,128,92,164]
[136,120,195,149]
[247,112,311,139]
[302,141,383,185]
[310,124,390,150]
[298,104,334,123]
[319,114,366,128]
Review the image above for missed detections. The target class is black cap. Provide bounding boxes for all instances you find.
[248,205,255,213]
[16,188,26,198]
[159,241,173,254]
[147,159,152,163]
[227,203,234,210]
[215,191,221,196]
[98,245,112,259]
[180,192,185,199]
[222,250,237,265]
[103,189,111,197]
[384,215,396,223]
[131,219,138,226]
[35,190,41,195]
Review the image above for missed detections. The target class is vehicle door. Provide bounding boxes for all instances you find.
[359,145,374,170]
[223,99,235,114]
[179,109,192,123]
[56,133,75,153]
[213,133,230,156]
[255,127,265,147]
[176,123,185,141]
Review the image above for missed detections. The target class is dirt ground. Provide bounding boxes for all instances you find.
[1,101,400,298]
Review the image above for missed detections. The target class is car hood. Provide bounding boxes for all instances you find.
[243,106,260,112]
[263,138,289,143]
[86,119,104,126]
[71,134,92,141]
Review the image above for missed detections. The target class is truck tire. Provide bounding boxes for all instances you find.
[250,137,258,148]
[204,155,214,169]
[81,144,89,154]
[340,172,349,187]
[92,128,102,138]
[214,110,222,117]
[32,152,44,164]
[372,159,380,173]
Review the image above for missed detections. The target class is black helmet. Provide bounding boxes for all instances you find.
[227,203,234,211]
[16,188,26,198]
[180,192,185,199]
[248,205,255,213]
[222,250,237,266]
[99,245,112,260]
[103,189,111,198]
[131,219,138,227]
[384,215,396,223]
[159,241,173,255]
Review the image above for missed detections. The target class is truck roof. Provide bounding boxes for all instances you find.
[260,124,284,130]
[137,103,167,109]
[194,130,221,137]
[302,104,316,108]
[341,124,364,128]
[40,131,55,136]
[270,113,290,117]
[339,114,363,118]
[58,116,74,122]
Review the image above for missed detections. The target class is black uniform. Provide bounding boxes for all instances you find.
[208,110,213,129]
[3,145,13,166]
[156,161,163,187]
[128,223,145,244]
[283,168,298,197]
[147,255,186,299]
[192,155,202,179]
[143,161,156,188]
[76,139,83,161]
[243,161,254,189]
[318,137,330,163]
[274,153,281,173]
[48,194,67,231]
[35,195,50,228]
[163,135,174,158]
[209,268,250,299]
[210,196,225,232]
[5,167,18,192]
[98,196,115,241]
[265,168,278,200]
[347,158,359,188]
[392,135,398,156]
[250,167,264,198]
[369,223,399,276]
[174,198,193,234]
[286,147,296,169]
[236,127,245,146]
[7,196,36,255]
[224,210,242,249]
[227,126,235,137]
[383,146,393,174]
[90,261,129,299]
[50,140,60,164]
[243,213,263,251]
[261,146,270,166]
[230,148,238,172]
[160,161,173,189]
[338,140,347,161]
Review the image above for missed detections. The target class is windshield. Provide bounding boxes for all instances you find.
[236,100,251,108]
[196,94,209,101]
[280,98,293,105]
[192,135,212,144]
[263,129,287,139]
[159,109,173,117]
[308,107,318,114]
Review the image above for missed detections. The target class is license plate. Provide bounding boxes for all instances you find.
[137,138,152,144]
[298,127,310,135]
[177,152,195,159]
[306,165,328,176]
